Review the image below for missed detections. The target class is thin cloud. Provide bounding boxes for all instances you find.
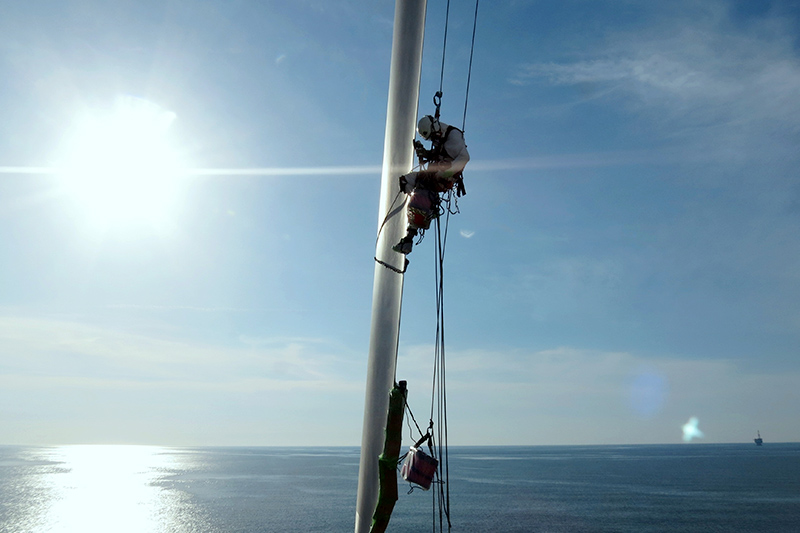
[0,317,365,445]
[0,316,360,386]
[514,4,800,155]
[105,304,250,313]
[396,344,800,443]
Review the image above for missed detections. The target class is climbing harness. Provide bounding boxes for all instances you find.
[416,124,467,198]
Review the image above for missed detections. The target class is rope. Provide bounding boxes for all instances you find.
[434,0,480,132]
[375,256,408,274]
[404,394,426,440]
[462,0,480,131]
[375,189,408,247]
[373,189,410,275]
[438,0,451,103]
[427,193,453,532]
[408,1,481,525]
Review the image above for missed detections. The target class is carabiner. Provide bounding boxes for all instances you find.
[433,91,442,120]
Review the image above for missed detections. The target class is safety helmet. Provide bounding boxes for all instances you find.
[417,115,439,140]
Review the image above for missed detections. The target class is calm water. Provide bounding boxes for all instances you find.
[1,444,798,532]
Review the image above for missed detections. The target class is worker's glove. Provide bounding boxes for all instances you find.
[414,140,427,159]
[398,174,409,193]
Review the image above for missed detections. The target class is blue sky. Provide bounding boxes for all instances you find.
[1,0,799,446]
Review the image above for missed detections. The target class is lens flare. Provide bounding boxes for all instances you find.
[682,416,704,442]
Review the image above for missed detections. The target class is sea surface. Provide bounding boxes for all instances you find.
[1,444,798,532]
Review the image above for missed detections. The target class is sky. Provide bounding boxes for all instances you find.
[1,0,799,447]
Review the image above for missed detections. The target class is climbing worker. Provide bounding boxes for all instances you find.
[392,115,470,254]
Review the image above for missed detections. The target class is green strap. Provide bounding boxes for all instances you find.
[370,382,407,533]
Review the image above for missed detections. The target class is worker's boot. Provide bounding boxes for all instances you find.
[392,236,414,254]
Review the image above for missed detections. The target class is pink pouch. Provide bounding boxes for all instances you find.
[400,446,438,490]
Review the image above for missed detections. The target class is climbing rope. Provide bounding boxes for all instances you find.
[430,194,452,532]
[394,193,454,532]
[437,0,450,107]
[433,0,480,132]
[375,256,408,275]
[415,1,481,526]
[462,0,480,131]
[374,187,414,275]
[395,0,480,527]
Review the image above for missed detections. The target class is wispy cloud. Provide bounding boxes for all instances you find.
[0,316,360,388]
[4,316,796,445]
[396,344,800,444]
[105,304,251,313]
[0,316,365,445]
[514,3,800,157]
[518,54,709,95]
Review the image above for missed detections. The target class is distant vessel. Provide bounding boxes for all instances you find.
[754,431,763,446]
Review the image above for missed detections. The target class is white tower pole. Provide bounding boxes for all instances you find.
[354,0,427,531]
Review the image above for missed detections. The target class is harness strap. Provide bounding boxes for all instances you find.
[430,125,457,162]
[454,173,466,197]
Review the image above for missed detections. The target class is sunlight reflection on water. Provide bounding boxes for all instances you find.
[36,445,188,532]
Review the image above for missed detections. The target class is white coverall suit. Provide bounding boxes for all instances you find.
[394,121,470,254]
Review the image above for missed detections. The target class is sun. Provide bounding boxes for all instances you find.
[57,96,186,232]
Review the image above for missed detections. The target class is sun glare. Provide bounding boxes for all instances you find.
[57,96,186,232]
[40,445,180,533]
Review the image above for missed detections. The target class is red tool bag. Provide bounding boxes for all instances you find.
[400,446,438,490]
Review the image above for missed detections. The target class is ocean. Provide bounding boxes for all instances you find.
[1,444,798,532]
